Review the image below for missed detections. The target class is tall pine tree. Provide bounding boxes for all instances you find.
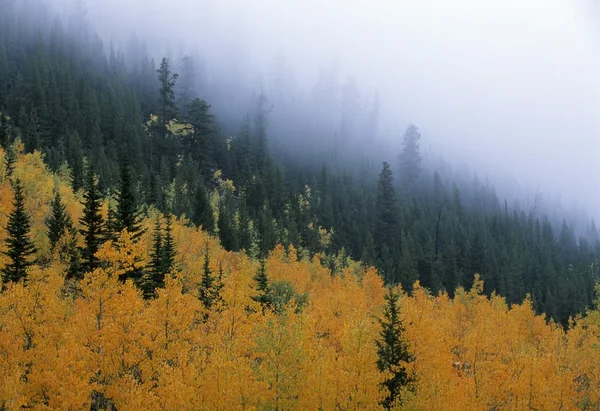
[79,170,105,273]
[376,288,413,410]
[2,179,37,283]
[46,188,73,253]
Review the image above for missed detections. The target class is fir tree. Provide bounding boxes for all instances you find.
[374,162,399,268]
[156,57,178,140]
[199,243,215,310]
[144,217,164,298]
[0,113,8,149]
[192,181,214,232]
[2,179,37,283]
[46,188,73,252]
[398,124,422,190]
[376,289,413,410]
[79,170,105,273]
[251,258,272,312]
[4,143,15,177]
[161,214,177,275]
[114,154,144,241]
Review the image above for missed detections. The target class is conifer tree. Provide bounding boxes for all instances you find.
[251,258,272,312]
[156,57,178,140]
[199,243,215,310]
[2,179,37,283]
[79,170,104,273]
[114,154,144,241]
[144,217,164,298]
[192,181,214,232]
[398,124,422,189]
[46,188,73,252]
[376,289,413,410]
[374,162,399,272]
[161,214,177,274]
[4,143,15,177]
[0,113,8,149]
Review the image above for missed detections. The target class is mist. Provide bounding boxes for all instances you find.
[56,0,600,222]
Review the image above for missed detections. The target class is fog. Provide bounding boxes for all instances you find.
[57,0,600,221]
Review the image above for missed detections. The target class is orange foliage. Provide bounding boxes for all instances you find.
[0,149,599,410]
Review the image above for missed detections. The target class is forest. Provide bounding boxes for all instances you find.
[0,0,599,409]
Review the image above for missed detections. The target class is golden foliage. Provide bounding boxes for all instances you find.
[0,149,599,410]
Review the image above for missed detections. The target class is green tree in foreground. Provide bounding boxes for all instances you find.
[376,288,413,410]
[2,179,37,283]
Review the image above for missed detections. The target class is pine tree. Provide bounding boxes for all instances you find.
[376,289,413,410]
[398,124,422,190]
[156,57,178,140]
[46,188,73,252]
[199,243,215,310]
[2,179,37,283]
[251,258,272,312]
[161,214,177,275]
[192,181,214,232]
[114,154,144,241]
[4,143,15,177]
[374,162,399,262]
[79,170,105,273]
[144,217,164,298]
[0,113,8,149]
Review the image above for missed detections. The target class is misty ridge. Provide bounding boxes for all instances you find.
[53,0,600,232]
[3,1,600,408]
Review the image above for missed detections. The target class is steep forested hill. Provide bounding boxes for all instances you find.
[0,1,600,409]
[1,0,597,325]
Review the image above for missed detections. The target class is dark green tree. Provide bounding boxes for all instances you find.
[376,289,413,410]
[114,154,144,241]
[156,57,178,140]
[374,162,399,277]
[198,243,215,311]
[251,258,272,312]
[161,215,177,275]
[192,181,214,232]
[2,179,37,283]
[79,170,105,273]
[46,188,73,252]
[144,217,164,298]
[398,124,422,189]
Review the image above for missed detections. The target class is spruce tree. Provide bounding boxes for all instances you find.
[46,188,73,252]
[144,217,164,298]
[199,243,215,310]
[114,154,144,241]
[398,124,422,190]
[192,181,214,232]
[374,162,399,269]
[79,170,105,273]
[4,143,15,177]
[161,215,177,275]
[156,57,178,140]
[0,113,8,149]
[376,289,413,410]
[2,179,37,283]
[251,258,272,312]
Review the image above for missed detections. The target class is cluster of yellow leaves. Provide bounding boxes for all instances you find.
[0,148,599,410]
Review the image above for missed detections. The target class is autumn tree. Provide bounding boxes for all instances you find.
[2,179,37,282]
[376,288,413,410]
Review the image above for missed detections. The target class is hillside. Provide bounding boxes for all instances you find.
[1,1,600,409]
[0,147,599,409]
